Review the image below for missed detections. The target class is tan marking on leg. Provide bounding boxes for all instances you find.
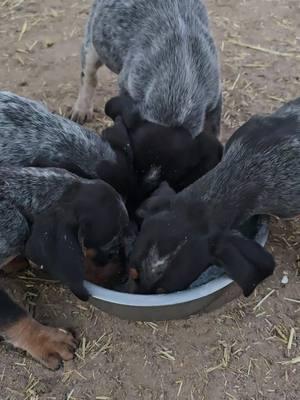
[71,44,102,124]
[4,316,78,370]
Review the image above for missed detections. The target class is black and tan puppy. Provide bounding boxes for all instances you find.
[0,167,128,369]
[127,98,300,295]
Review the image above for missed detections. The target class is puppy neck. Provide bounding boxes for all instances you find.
[175,162,260,232]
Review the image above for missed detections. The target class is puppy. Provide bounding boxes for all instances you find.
[71,0,222,190]
[72,0,221,135]
[127,98,300,295]
[0,91,134,198]
[0,166,128,369]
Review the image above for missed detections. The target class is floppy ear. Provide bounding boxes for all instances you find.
[97,117,136,197]
[136,181,176,220]
[101,117,133,159]
[104,95,141,129]
[156,238,212,293]
[213,234,275,297]
[25,208,90,301]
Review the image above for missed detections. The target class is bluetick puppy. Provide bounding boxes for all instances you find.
[0,91,134,198]
[71,0,222,181]
[0,167,128,369]
[127,98,300,295]
[72,0,221,134]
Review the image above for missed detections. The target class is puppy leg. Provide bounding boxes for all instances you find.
[71,44,103,124]
[203,95,222,137]
[0,288,77,370]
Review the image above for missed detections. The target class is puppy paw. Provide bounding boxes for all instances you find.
[6,318,78,370]
[70,102,94,124]
[33,326,78,370]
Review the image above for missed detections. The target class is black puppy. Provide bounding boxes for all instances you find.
[127,182,274,296]
[0,166,128,369]
[128,98,300,294]
[105,95,223,195]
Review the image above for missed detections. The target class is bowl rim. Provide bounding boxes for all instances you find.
[85,215,269,308]
[85,275,233,307]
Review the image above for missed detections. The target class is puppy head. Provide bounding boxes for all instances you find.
[25,181,129,300]
[129,200,211,293]
[128,191,275,295]
[74,180,130,266]
[110,116,203,194]
[105,96,222,193]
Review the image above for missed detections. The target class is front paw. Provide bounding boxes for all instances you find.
[70,101,94,124]
[7,318,78,370]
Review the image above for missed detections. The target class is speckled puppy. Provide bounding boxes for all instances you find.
[71,0,221,137]
[0,166,128,369]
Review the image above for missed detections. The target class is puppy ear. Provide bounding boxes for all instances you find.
[25,208,90,301]
[104,95,141,129]
[214,234,275,297]
[98,117,135,197]
[136,181,176,220]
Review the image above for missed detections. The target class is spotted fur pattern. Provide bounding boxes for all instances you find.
[0,91,116,175]
[179,97,300,226]
[83,0,221,136]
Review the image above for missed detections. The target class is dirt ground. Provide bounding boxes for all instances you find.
[0,0,300,399]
